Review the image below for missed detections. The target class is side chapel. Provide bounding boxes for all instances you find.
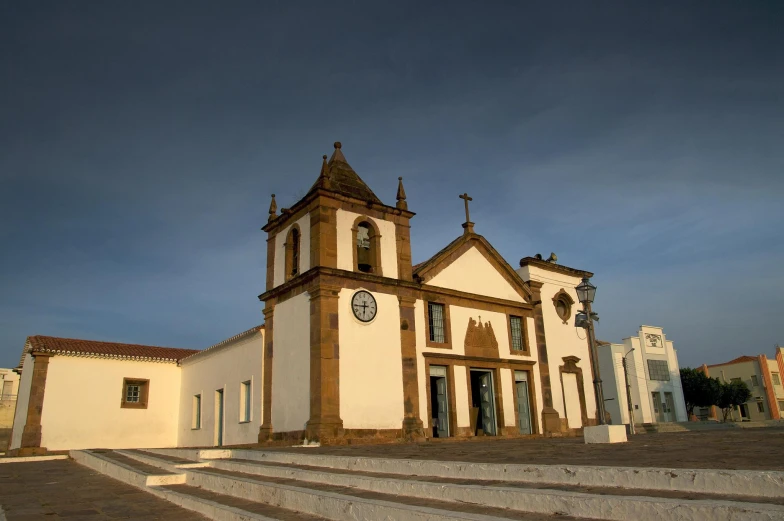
[8,141,598,454]
[258,142,597,442]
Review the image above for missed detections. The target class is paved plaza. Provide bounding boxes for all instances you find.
[0,459,207,520]
[266,426,784,471]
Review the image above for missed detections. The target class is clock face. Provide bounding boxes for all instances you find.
[351,290,377,323]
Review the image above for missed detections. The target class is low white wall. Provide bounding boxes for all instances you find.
[271,292,311,433]
[40,356,181,450]
[9,354,33,450]
[338,289,404,429]
[178,332,264,447]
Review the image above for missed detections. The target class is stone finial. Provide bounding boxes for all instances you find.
[396,176,408,210]
[268,194,277,222]
[329,141,348,164]
[319,155,328,178]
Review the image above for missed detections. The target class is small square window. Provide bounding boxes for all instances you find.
[778,401,784,412]
[121,378,149,409]
[240,381,251,422]
[757,401,765,413]
[751,375,759,387]
[772,373,781,386]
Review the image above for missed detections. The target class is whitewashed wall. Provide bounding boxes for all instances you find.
[178,331,264,447]
[39,356,181,450]
[517,265,597,426]
[414,298,540,434]
[338,289,404,429]
[273,214,311,288]
[271,292,311,433]
[335,209,398,278]
[9,354,33,450]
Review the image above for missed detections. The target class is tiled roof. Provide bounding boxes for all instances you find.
[707,355,758,368]
[18,335,199,367]
[180,324,264,363]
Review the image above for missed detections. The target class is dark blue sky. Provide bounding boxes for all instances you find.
[1,2,782,368]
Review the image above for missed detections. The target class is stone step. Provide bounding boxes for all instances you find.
[117,448,212,472]
[70,450,327,521]
[185,466,576,521]
[152,483,327,521]
[203,458,784,521]
[142,448,784,499]
[71,449,186,487]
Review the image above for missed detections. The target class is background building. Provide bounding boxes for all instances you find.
[598,326,687,427]
[699,347,784,421]
[0,368,20,449]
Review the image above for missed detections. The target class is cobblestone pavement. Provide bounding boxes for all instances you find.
[0,459,206,520]
[265,427,784,470]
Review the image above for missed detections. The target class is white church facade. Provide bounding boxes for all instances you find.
[9,142,599,454]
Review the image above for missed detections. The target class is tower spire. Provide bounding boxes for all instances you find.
[268,194,277,222]
[396,177,408,210]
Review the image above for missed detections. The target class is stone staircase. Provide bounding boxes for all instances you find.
[70,447,784,521]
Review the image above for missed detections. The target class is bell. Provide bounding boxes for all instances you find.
[357,246,372,273]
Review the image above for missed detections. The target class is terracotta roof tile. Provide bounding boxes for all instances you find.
[707,355,758,368]
[180,324,264,363]
[19,335,198,367]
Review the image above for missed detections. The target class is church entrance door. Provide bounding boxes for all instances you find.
[515,371,532,435]
[215,389,224,447]
[470,369,497,436]
[429,366,450,438]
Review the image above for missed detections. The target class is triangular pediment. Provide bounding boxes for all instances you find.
[414,234,532,303]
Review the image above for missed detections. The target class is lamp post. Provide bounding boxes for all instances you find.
[575,277,606,426]
[622,348,635,435]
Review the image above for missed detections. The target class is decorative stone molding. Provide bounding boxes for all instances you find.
[552,289,574,324]
[464,317,500,359]
[559,355,589,429]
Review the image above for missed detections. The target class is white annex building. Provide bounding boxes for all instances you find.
[598,326,688,427]
[9,142,600,454]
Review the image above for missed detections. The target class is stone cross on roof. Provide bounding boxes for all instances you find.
[459,193,475,234]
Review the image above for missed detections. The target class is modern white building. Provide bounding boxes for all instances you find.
[598,326,687,426]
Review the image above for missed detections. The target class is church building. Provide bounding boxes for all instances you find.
[9,142,598,454]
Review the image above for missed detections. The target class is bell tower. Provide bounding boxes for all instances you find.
[258,142,423,443]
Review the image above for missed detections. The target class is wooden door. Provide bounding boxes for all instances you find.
[436,377,449,438]
[479,372,497,435]
[516,381,532,434]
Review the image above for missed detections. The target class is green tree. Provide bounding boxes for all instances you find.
[717,380,752,422]
[680,368,721,417]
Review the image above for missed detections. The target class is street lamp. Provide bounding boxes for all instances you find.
[575,277,606,425]
[575,278,596,304]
